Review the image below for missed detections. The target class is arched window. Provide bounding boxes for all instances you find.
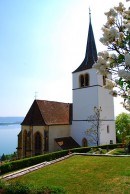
[80,75,84,87]
[79,73,89,88]
[27,131,31,151]
[23,130,27,157]
[85,73,89,86]
[82,138,88,147]
[34,132,42,155]
[44,130,49,152]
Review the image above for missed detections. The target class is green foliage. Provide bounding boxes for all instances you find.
[88,148,107,154]
[0,179,6,189]
[4,181,30,194]
[1,154,6,161]
[99,143,123,149]
[0,152,17,162]
[0,150,68,174]
[0,181,66,194]
[32,185,66,194]
[118,78,124,88]
[70,146,91,153]
[116,112,130,142]
[0,143,123,175]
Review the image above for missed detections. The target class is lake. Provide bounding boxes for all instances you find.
[0,117,24,156]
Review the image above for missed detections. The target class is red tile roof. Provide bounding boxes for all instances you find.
[21,100,72,126]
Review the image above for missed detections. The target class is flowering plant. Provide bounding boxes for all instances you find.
[93,2,130,111]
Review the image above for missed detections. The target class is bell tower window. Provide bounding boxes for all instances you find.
[79,73,89,88]
[85,73,89,86]
[80,75,84,87]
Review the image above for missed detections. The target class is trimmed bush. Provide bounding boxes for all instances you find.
[0,179,5,189]
[4,181,30,194]
[99,143,124,149]
[31,185,66,194]
[0,150,68,174]
[0,143,123,175]
[69,146,91,153]
[0,181,66,194]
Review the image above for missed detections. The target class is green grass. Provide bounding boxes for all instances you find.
[9,156,130,194]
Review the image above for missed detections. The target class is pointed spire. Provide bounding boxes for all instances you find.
[73,10,97,73]
[89,7,91,21]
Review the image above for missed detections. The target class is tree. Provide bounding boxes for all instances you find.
[1,154,6,161]
[116,112,130,142]
[93,2,130,111]
[85,106,102,146]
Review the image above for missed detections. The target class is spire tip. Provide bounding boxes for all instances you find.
[89,7,91,15]
[89,7,91,22]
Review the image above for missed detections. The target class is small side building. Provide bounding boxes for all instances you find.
[17,100,79,158]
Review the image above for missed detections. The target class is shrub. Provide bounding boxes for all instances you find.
[0,150,68,174]
[99,143,123,150]
[69,146,91,153]
[0,179,6,189]
[1,181,66,194]
[32,185,66,194]
[0,143,123,175]
[4,181,30,194]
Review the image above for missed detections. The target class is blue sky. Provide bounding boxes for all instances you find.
[0,0,129,116]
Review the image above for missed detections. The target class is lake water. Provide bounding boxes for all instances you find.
[0,117,24,156]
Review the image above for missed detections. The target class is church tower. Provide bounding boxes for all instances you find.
[71,13,116,146]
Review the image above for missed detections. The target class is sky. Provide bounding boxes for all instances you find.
[0,0,129,117]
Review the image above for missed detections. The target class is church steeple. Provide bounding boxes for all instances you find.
[73,11,97,73]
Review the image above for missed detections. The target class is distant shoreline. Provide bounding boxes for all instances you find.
[0,122,21,126]
[0,117,24,126]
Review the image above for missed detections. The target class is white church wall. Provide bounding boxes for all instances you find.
[71,121,98,146]
[71,120,116,147]
[49,125,70,152]
[73,87,98,120]
[99,121,116,145]
[98,87,115,120]
[97,83,116,144]
[71,121,87,146]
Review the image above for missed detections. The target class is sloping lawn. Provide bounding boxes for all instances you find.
[10,156,130,194]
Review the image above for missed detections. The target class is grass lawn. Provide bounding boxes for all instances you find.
[9,155,130,194]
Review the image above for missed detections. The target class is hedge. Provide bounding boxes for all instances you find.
[0,143,123,175]
[0,180,66,194]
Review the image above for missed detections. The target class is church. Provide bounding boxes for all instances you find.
[17,14,116,159]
